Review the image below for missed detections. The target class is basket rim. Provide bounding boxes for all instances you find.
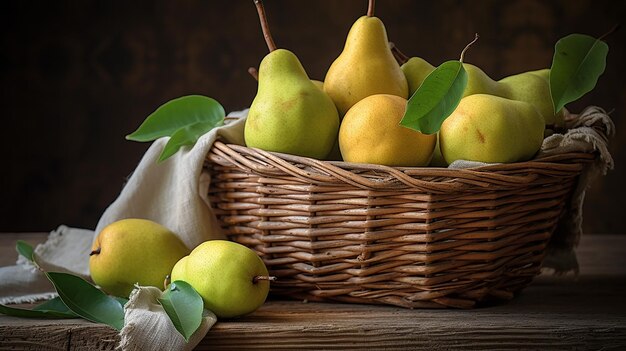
[207,140,595,192]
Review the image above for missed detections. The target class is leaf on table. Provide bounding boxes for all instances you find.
[400,60,468,135]
[0,297,77,319]
[126,95,225,162]
[16,240,35,262]
[158,280,204,342]
[550,33,609,113]
[46,272,125,331]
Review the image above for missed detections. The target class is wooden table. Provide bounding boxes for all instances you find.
[1,233,625,350]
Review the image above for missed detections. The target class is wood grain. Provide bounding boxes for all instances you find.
[1,234,625,350]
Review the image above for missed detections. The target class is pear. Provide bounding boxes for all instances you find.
[89,219,190,298]
[339,94,436,166]
[171,240,271,318]
[401,57,435,96]
[462,63,507,97]
[499,71,561,126]
[244,1,339,159]
[324,1,408,116]
[440,94,544,164]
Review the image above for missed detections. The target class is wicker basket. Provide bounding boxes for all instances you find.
[205,125,599,309]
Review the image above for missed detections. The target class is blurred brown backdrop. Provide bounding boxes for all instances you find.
[1,0,624,233]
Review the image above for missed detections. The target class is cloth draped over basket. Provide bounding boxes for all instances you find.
[0,107,613,350]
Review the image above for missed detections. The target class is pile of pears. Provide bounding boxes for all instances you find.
[244,0,563,167]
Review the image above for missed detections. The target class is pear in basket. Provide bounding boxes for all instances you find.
[339,94,436,167]
[324,0,408,116]
[244,0,339,160]
[440,94,545,164]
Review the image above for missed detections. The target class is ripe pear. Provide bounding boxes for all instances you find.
[324,8,408,116]
[245,1,339,159]
[245,49,339,159]
[171,240,270,319]
[440,94,545,164]
[339,94,436,166]
[89,219,190,298]
[401,57,435,96]
[499,71,562,127]
[462,63,507,97]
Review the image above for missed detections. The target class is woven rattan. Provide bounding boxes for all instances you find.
[205,136,596,308]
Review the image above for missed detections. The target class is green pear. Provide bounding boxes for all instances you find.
[324,6,408,116]
[244,1,339,159]
[89,219,190,298]
[499,71,561,126]
[401,57,435,96]
[440,94,545,164]
[462,63,507,97]
[528,68,550,81]
[171,240,271,319]
[339,94,436,166]
[245,49,339,159]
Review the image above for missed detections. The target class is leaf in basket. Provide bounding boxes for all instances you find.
[550,33,609,113]
[126,95,225,162]
[399,60,467,135]
[16,240,35,262]
[0,297,77,319]
[46,272,125,331]
[158,280,204,342]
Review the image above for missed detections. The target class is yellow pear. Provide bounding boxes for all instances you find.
[440,94,545,164]
[339,94,436,166]
[89,219,190,298]
[324,10,408,116]
[171,240,270,318]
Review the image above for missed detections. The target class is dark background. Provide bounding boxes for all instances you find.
[1,0,624,233]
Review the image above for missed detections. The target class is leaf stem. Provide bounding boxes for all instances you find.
[598,24,620,42]
[254,0,277,52]
[459,33,480,63]
[367,0,375,17]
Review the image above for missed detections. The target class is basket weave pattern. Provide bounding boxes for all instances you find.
[206,141,595,308]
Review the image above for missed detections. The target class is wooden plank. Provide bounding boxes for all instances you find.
[0,234,625,350]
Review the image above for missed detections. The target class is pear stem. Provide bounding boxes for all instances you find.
[459,33,479,63]
[253,275,277,284]
[254,0,277,52]
[89,248,101,256]
[389,42,409,65]
[164,274,171,290]
[367,0,375,17]
[248,67,259,81]
[598,24,620,42]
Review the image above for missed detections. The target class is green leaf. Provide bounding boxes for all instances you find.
[46,272,125,331]
[114,296,129,308]
[400,60,468,134]
[550,33,609,113]
[157,121,223,162]
[158,280,204,341]
[16,240,35,262]
[0,297,77,319]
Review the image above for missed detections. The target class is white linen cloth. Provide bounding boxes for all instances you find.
[0,106,613,350]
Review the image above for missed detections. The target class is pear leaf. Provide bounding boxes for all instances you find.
[158,121,222,162]
[0,297,77,319]
[158,280,204,342]
[46,272,125,331]
[126,95,225,162]
[16,240,35,262]
[400,60,468,135]
[550,33,609,113]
